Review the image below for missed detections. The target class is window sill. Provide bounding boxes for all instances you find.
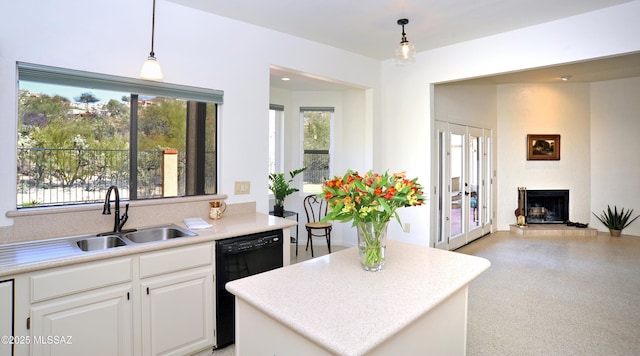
[6,195,228,218]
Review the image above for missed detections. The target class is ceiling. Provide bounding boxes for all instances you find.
[440,52,640,85]
[167,0,640,89]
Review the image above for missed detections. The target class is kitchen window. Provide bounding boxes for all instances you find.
[301,107,332,193]
[16,62,222,208]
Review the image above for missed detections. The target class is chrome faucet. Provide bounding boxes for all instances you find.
[103,185,130,233]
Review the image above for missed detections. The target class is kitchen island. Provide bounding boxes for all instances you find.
[226,240,490,355]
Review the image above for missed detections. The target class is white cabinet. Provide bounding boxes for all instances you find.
[141,268,214,355]
[27,258,134,356]
[30,285,133,356]
[139,243,215,356]
[1,279,13,356]
[16,242,215,356]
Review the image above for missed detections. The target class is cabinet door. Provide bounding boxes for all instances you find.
[141,267,214,356]
[0,280,13,356]
[30,285,132,356]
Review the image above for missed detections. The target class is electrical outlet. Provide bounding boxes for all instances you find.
[234,181,250,194]
[404,223,411,233]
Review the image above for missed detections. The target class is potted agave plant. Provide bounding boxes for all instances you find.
[269,167,306,217]
[592,205,640,237]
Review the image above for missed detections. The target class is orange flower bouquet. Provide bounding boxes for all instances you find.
[320,170,426,271]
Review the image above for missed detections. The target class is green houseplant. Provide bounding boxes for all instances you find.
[269,167,306,217]
[592,205,640,236]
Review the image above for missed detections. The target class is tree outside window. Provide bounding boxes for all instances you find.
[16,63,220,208]
[302,108,332,193]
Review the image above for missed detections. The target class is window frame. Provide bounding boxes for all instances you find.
[269,104,285,177]
[16,62,222,208]
[18,62,223,103]
[300,106,333,193]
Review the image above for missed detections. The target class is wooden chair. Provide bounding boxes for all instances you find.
[303,194,332,257]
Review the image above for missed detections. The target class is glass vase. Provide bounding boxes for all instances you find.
[357,221,389,272]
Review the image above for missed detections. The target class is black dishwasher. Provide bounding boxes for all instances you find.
[215,229,283,348]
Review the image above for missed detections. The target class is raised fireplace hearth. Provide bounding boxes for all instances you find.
[525,189,569,224]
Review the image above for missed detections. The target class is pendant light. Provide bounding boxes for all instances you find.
[140,0,163,81]
[395,19,416,65]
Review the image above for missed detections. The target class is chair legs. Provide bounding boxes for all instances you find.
[305,228,332,258]
[306,228,315,257]
[325,228,331,253]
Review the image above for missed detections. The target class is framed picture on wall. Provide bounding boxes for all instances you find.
[527,134,560,160]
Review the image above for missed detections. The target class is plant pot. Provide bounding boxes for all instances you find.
[609,229,621,237]
[273,205,284,217]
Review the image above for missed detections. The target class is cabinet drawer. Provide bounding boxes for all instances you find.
[139,243,213,278]
[31,258,132,303]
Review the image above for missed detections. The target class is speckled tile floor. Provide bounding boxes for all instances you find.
[459,230,640,355]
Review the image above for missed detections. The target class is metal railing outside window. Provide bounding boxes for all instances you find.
[303,149,329,184]
[17,148,187,208]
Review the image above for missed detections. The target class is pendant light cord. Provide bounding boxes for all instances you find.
[150,0,156,57]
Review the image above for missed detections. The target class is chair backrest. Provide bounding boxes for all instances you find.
[303,194,328,223]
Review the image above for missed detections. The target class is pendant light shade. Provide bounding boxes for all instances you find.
[140,0,163,81]
[140,55,163,81]
[395,19,416,65]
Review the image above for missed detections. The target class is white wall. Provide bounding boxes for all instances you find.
[1,0,639,243]
[0,0,380,235]
[590,77,640,236]
[434,84,498,129]
[381,0,640,245]
[270,87,369,246]
[496,83,592,229]
[433,76,640,238]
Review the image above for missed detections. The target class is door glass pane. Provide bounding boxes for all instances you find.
[485,135,492,226]
[469,134,480,230]
[437,130,445,244]
[450,133,463,237]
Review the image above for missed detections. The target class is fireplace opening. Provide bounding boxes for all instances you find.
[525,189,569,224]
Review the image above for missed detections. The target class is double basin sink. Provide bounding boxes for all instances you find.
[75,224,197,252]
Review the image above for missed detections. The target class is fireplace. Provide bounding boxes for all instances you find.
[525,189,569,224]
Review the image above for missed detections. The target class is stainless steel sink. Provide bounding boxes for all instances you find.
[77,235,127,251]
[122,225,197,244]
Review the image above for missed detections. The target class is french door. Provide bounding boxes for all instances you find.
[434,122,492,250]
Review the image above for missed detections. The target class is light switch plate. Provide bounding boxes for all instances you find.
[234,181,250,194]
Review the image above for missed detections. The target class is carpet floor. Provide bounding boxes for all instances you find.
[458,230,640,355]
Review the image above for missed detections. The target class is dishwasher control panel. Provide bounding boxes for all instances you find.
[217,232,281,254]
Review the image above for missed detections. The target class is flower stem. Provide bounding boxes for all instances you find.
[357,221,388,270]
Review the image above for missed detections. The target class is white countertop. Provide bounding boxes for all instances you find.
[226,240,490,356]
[0,212,296,278]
